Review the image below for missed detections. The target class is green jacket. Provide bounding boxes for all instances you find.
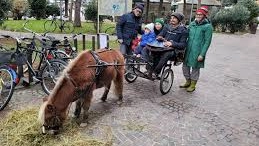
[184,19,213,68]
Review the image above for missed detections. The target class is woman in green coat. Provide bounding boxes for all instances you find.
[180,6,213,92]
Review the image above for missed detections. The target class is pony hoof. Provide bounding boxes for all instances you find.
[101,96,107,102]
[116,100,123,105]
[80,123,88,127]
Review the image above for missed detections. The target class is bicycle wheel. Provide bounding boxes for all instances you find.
[40,59,67,95]
[160,69,174,95]
[105,26,116,35]
[52,50,72,63]
[0,66,15,111]
[44,20,57,32]
[23,47,40,73]
[63,21,74,33]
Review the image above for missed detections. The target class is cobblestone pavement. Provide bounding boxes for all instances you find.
[0,33,259,146]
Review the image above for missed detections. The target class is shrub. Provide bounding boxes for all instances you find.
[209,6,220,29]
[237,0,259,22]
[46,4,60,17]
[12,0,29,20]
[227,4,250,33]
[28,0,47,20]
[0,0,12,20]
[214,5,250,33]
[84,0,105,32]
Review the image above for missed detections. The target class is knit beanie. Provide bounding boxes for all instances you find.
[133,4,144,13]
[144,23,154,32]
[154,18,164,26]
[196,6,209,17]
[171,12,184,22]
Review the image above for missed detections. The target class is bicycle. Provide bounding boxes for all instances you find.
[23,21,71,70]
[0,35,67,111]
[44,15,74,33]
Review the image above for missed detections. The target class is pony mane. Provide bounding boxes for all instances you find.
[48,51,89,101]
[38,101,48,124]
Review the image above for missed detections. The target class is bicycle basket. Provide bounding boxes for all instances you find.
[0,51,16,64]
[12,52,27,65]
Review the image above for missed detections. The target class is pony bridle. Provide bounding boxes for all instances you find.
[42,109,62,134]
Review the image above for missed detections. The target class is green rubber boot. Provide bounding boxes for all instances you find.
[179,79,191,88]
[186,80,197,92]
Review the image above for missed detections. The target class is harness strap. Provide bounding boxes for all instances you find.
[90,51,108,81]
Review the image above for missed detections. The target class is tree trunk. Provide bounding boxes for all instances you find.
[197,0,201,8]
[69,0,73,21]
[65,0,69,17]
[183,0,187,23]
[145,0,150,23]
[158,0,163,17]
[74,0,81,27]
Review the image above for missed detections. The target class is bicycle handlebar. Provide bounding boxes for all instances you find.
[63,33,82,40]
[23,20,51,42]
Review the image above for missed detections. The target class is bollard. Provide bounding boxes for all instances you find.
[92,36,95,51]
[74,38,78,50]
[27,50,33,83]
[82,34,86,50]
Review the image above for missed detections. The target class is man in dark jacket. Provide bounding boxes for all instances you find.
[152,12,188,77]
[116,4,144,56]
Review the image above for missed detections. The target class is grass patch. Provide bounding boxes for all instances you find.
[0,20,116,34]
[0,108,112,146]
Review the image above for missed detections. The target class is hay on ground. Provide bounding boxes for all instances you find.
[0,108,111,146]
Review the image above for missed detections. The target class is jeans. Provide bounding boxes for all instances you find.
[182,63,200,81]
[142,47,150,62]
[120,43,132,56]
[120,43,133,72]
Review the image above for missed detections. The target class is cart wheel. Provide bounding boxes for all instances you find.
[160,69,174,95]
[124,72,138,83]
[124,56,139,83]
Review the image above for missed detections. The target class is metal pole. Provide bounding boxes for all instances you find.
[60,0,63,32]
[125,0,127,13]
[92,36,95,51]
[74,38,78,50]
[60,0,63,21]
[189,0,194,24]
[97,0,99,33]
[82,34,86,50]
[97,33,100,49]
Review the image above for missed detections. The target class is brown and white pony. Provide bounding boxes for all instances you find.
[38,49,124,134]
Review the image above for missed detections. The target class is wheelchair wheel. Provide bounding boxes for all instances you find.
[160,68,174,95]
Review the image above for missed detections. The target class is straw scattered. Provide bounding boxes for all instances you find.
[0,108,111,146]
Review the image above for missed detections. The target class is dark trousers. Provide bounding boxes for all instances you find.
[120,43,132,71]
[134,45,144,55]
[154,51,175,74]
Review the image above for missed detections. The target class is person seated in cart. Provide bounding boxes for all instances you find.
[144,12,188,78]
[134,23,156,58]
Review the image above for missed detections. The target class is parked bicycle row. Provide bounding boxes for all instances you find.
[0,21,82,110]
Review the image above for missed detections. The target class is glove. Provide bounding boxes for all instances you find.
[117,39,123,44]
[156,36,165,42]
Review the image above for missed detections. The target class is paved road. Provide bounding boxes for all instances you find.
[1,32,259,146]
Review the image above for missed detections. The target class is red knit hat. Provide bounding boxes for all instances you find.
[196,6,209,16]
